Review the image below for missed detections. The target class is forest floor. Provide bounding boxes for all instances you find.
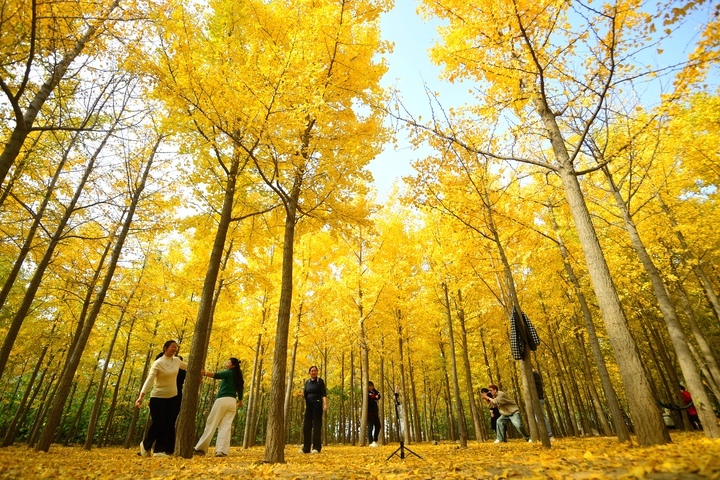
[0,431,718,479]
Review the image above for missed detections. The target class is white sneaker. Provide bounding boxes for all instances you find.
[139,441,150,457]
[311,449,319,454]
[493,439,502,444]
[527,439,533,443]
[154,452,169,457]
[369,442,378,447]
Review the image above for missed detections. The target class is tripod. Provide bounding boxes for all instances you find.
[386,392,422,460]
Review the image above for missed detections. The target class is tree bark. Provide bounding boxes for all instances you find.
[263,167,303,463]
[602,166,719,438]
[548,205,630,441]
[175,152,241,457]
[456,289,482,441]
[442,282,467,447]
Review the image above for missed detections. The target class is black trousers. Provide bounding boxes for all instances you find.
[303,397,323,453]
[143,396,177,454]
[367,414,381,443]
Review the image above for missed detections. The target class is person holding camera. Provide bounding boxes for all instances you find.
[481,384,530,443]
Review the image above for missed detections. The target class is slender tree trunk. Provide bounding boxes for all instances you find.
[284,308,302,434]
[549,324,579,436]
[575,332,612,436]
[99,315,137,447]
[657,194,720,322]
[340,352,346,443]
[548,206,630,441]
[1,340,52,446]
[263,169,303,463]
[124,342,156,449]
[396,315,411,444]
[602,166,719,438]
[243,333,262,448]
[406,335,422,442]
[442,282,467,447]
[379,349,385,445]
[438,338,456,441]
[176,153,242,457]
[35,138,161,452]
[456,290,482,441]
[84,310,126,449]
[537,97,668,445]
[674,280,720,395]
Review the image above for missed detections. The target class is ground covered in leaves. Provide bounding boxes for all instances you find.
[1,432,718,479]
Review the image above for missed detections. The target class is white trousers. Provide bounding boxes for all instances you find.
[195,397,237,455]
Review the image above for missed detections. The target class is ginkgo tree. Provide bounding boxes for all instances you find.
[142,0,391,462]
[410,0,720,445]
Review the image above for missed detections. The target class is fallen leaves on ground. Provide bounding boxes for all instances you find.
[0,431,718,479]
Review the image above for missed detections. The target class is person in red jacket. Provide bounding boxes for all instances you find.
[680,385,702,430]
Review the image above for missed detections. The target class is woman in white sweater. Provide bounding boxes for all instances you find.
[135,340,187,457]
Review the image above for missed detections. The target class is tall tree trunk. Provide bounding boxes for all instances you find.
[243,332,262,448]
[548,205,630,441]
[176,153,241,457]
[674,280,720,396]
[438,338,456,441]
[84,310,126,449]
[35,137,161,452]
[482,186,549,446]
[284,307,302,435]
[442,282,467,447]
[124,338,156,449]
[406,335,422,442]
[537,97,669,445]
[263,168,303,463]
[549,324,579,436]
[575,331,613,436]
[456,289,482,441]
[602,166,719,438]
[99,314,137,447]
[360,302,370,447]
[657,194,720,322]
[379,347,386,445]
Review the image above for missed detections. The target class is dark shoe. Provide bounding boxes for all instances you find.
[214,452,227,457]
[194,449,206,456]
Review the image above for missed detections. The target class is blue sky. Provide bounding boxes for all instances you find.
[368,1,715,199]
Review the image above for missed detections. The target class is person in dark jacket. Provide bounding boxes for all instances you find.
[301,366,328,454]
[367,381,382,446]
[481,388,501,433]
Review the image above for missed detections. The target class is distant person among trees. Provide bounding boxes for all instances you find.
[300,366,328,454]
[533,368,554,438]
[194,357,244,457]
[367,381,382,447]
[481,384,531,443]
[135,340,187,457]
[680,385,702,430]
[480,388,501,433]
